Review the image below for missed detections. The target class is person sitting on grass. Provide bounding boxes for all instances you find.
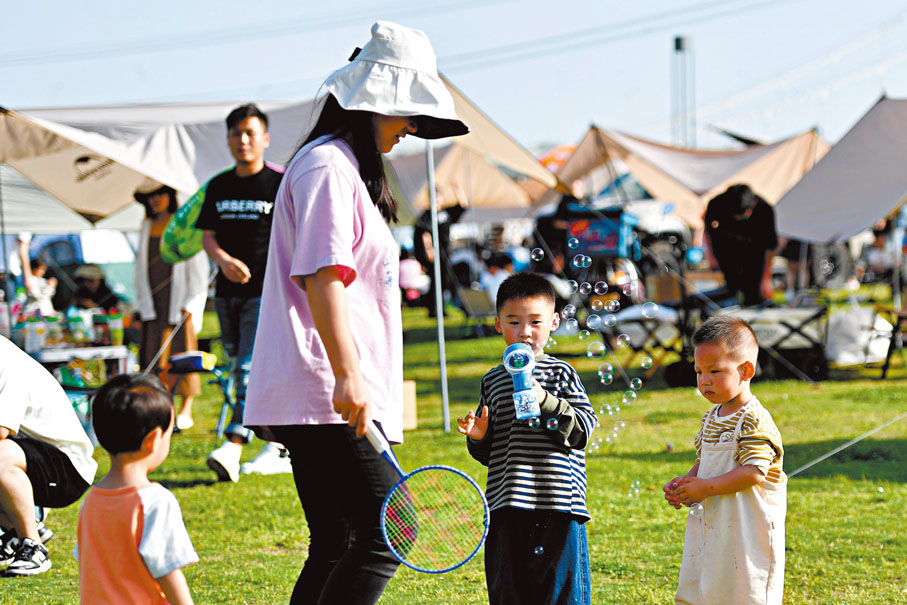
[0,335,97,577]
[76,374,197,605]
[457,271,597,605]
[663,315,786,604]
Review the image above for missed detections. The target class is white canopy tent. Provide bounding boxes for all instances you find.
[775,96,907,243]
[546,125,829,228]
[2,77,561,432]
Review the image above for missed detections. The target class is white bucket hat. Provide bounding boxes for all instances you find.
[323,21,468,140]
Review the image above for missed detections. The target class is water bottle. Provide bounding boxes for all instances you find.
[502,342,541,420]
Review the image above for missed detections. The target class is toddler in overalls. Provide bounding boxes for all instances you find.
[663,315,786,605]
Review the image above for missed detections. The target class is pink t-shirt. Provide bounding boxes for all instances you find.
[244,137,404,442]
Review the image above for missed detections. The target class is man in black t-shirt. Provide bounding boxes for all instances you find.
[194,104,290,482]
[704,184,779,306]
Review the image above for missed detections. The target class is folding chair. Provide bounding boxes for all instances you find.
[611,305,683,376]
[167,351,236,439]
[871,304,907,379]
[457,287,497,338]
[717,306,829,380]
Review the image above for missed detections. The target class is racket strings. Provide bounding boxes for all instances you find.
[383,467,487,572]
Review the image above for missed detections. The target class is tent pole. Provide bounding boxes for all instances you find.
[894,223,902,310]
[426,140,451,432]
[0,167,13,330]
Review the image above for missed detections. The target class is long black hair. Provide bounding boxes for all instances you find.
[295,94,398,223]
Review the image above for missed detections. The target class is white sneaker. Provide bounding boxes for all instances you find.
[240,443,292,475]
[175,415,194,431]
[207,441,242,483]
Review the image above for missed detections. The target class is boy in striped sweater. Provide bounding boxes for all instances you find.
[457,272,596,605]
[664,315,786,604]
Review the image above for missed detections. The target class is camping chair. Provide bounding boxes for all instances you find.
[457,286,497,338]
[870,304,907,379]
[167,350,236,439]
[717,305,829,380]
[611,305,684,377]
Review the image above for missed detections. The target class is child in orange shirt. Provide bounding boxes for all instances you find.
[76,374,197,605]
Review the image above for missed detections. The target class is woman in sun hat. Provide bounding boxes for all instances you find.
[244,21,467,603]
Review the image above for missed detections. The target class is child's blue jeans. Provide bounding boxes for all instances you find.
[485,507,591,605]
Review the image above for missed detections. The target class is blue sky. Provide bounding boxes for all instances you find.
[3,0,907,151]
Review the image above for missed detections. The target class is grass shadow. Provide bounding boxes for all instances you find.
[158,478,220,489]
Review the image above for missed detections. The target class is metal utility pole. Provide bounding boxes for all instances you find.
[671,35,696,147]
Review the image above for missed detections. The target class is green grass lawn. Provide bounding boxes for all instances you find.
[6,307,907,603]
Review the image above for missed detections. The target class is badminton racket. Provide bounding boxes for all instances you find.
[365,421,489,574]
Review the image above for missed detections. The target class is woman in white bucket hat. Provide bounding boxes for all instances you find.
[244,21,467,604]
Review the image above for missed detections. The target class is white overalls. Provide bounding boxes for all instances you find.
[676,399,787,605]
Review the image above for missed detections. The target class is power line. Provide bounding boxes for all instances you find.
[0,0,507,68]
[107,0,785,107]
[441,0,785,72]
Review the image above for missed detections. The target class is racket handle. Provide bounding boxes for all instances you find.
[365,421,391,455]
[365,421,405,478]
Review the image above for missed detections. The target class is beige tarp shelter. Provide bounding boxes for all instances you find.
[776,96,907,243]
[547,126,829,229]
[1,74,561,233]
[390,143,536,224]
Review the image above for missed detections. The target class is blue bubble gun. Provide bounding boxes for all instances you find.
[503,343,540,420]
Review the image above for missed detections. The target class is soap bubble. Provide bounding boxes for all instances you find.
[616,333,631,348]
[603,314,617,328]
[594,281,608,295]
[609,430,619,441]
[579,329,591,341]
[600,373,613,385]
[564,318,579,335]
[586,342,605,358]
[622,390,638,406]
[606,299,621,313]
[579,282,593,295]
[631,479,641,488]
[573,254,592,269]
[592,435,603,448]
[534,545,545,555]
[561,304,576,320]
[605,433,615,444]
[586,314,603,330]
[567,237,580,249]
[546,418,559,431]
[598,404,612,416]
[545,337,557,350]
[630,377,643,391]
[566,280,578,294]
[627,487,640,498]
[528,417,541,429]
[621,284,633,296]
[597,362,614,376]
[590,299,604,312]
[641,357,654,370]
[614,420,627,431]
[531,248,545,261]
[588,441,600,454]
[689,503,704,518]
[611,404,621,415]
[642,302,659,318]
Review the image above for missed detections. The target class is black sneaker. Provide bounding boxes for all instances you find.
[36,522,53,545]
[0,529,18,567]
[1,539,51,577]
